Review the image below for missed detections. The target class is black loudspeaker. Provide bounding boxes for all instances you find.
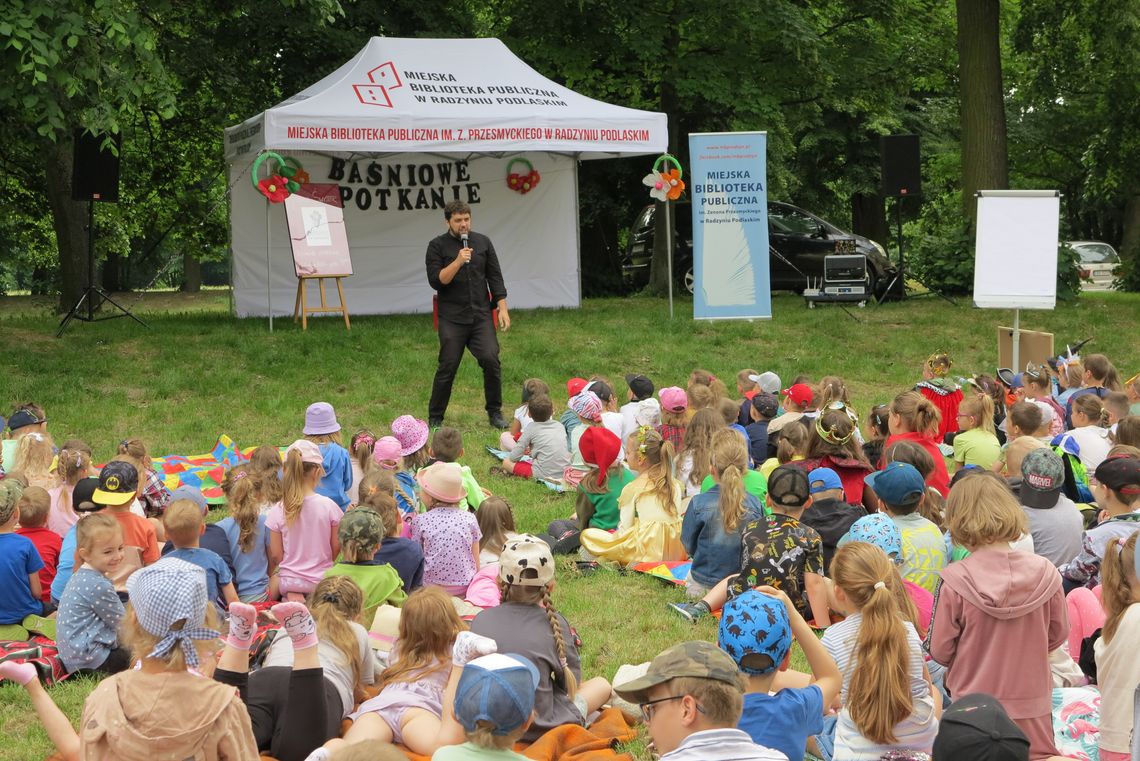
[72,130,121,202]
[880,134,921,197]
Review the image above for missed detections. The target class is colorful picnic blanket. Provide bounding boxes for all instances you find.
[631,560,691,586]
[153,434,249,504]
[1052,685,1101,761]
[0,636,69,687]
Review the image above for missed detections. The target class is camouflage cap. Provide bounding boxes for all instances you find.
[338,508,384,548]
[613,640,742,705]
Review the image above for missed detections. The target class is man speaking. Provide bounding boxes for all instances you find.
[426,200,510,429]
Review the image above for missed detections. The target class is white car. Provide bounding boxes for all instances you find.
[1070,240,1120,291]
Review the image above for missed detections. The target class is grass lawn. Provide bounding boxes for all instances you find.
[1,288,1138,760]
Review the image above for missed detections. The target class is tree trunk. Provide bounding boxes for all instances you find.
[44,138,91,313]
[182,250,202,292]
[956,0,1009,227]
[1119,193,1140,289]
[103,251,125,292]
[851,192,891,245]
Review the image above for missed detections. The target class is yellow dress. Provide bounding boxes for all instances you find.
[579,475,687,566]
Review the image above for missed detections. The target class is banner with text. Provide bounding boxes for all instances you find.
[689,132,771,320]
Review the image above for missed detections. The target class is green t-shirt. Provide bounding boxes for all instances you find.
[701,469,770,514]
[952,428,1002,470]
[580,467,636,530]
[323,561,407,628]
[433,742,528,761]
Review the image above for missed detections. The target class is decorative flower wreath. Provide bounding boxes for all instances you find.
[506,158,540,194]
[252,152,309,203]
[643,154,685,202]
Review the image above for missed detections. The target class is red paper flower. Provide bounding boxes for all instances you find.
[258,175,291,203]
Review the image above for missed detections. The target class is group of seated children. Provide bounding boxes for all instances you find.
[1,344,1139,760]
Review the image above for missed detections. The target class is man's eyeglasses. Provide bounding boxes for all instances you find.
[639,695,687,720]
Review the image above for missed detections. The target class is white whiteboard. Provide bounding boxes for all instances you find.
[973,191,1060,310]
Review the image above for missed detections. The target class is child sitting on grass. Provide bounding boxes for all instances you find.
[391,415,431,512]
[56,514,128,675]
[16,486,60,607]
[48,444,93,536]
[613,640,786,760]
[160,485,235,576]
[563,389,604,487]
[434,653,541,761]
[672,465,829,627]
[216,465,271,602]
[362,491,423,593]
[410,462,481,596]
[499,377,549,451]
[800,467,866,574]
[863,462,946,594]
[719,588,841,761]
[163,498,238,608]
[95,460,160,582]
[1095,532,1140,761]
[304,402,355,512]
[656,386,689,449]
[500,394,570,483]
[0,480,51,639]
[952,394,1002,471]
[116,438,172,518]
[1060,454,1140,590]
[324,509,406,626]
[430,426,488,510]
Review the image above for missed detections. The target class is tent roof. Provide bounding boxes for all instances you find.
[225,37,667,160]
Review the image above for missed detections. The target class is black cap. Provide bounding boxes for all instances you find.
[6,409,44,432]
[72,477,101,513]
[932,693,1029,761]
[751,393,779,418]
[625,374,654,401]
[93,461,139,506]
[768,465,810,508]
[1095,455,1140,496]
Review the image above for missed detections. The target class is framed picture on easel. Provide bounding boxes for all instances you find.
[284,184,353,329]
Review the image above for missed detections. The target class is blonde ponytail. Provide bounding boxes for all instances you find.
[711,429,748,533]
[891,391,941,438]
[1102,533,1138,643]
[282,449,311,525]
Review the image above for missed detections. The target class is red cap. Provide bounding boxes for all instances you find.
[578,427,622,486]
[782,383,814,408]
[566,377,588,397]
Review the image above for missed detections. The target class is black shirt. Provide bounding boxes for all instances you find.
[425,230,507,325]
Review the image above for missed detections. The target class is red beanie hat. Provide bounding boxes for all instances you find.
[579,427,621,487]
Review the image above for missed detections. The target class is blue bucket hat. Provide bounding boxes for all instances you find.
[718,590,793,675]
[839,513,903,564]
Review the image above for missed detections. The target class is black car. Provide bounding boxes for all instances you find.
[621,201,899,300]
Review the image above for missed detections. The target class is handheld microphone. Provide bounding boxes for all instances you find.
[461,234,469,250]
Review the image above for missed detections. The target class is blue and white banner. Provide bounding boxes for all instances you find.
[689,132,771,320]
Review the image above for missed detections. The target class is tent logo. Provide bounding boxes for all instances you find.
[353,62,403,108]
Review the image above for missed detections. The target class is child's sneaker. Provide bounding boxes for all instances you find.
[668,600,711,623]
[0,624,29,641]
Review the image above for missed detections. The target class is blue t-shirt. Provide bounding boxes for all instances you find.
[162,524,235,573]
[315,442,353,511]
[215,515,270,599]
[373,536,424,593]
[57,567,124,672]
[165,547,233,604]
[51,524,80,602]
[739,685,824,761]
[681,486,764,588]
[0,532,45,622]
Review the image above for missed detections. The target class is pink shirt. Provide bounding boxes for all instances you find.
[47,484,80,537]
[266,495,342,585]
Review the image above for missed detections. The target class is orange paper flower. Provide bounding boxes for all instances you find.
[662,169,685,200]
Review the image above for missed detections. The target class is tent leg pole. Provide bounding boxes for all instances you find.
[1012,308,1020,372]
[666,201,674,319]
[266,201,273,333]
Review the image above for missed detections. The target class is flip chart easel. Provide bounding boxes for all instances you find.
[973,190,1060,372]
[284,184,353,331]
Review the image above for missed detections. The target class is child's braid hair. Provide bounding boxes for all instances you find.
[540,583,578,698]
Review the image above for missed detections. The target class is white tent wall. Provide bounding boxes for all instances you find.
[229,151,579,317]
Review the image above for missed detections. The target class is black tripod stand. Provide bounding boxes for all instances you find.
[57,201,147,337]
[875,195,956,307]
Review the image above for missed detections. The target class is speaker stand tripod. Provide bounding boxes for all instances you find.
[57,201,147,337]
[875,196,956,307]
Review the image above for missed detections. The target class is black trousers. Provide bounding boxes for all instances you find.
[214,666,341,761]
[429,315,502,419]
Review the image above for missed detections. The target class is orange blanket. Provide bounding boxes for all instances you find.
[399,707,637,761]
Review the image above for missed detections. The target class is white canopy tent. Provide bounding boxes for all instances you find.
[224,37,667,318]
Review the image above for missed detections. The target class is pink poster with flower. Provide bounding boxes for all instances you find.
[284,184,354,277]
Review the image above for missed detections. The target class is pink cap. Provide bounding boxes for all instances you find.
[286,439,324,466]
[390,415,429,456]
[416,461,467,504]
[372,436,402,467]
[658,386,688,413]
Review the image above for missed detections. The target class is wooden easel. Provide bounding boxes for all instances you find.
[293,275,350,330]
